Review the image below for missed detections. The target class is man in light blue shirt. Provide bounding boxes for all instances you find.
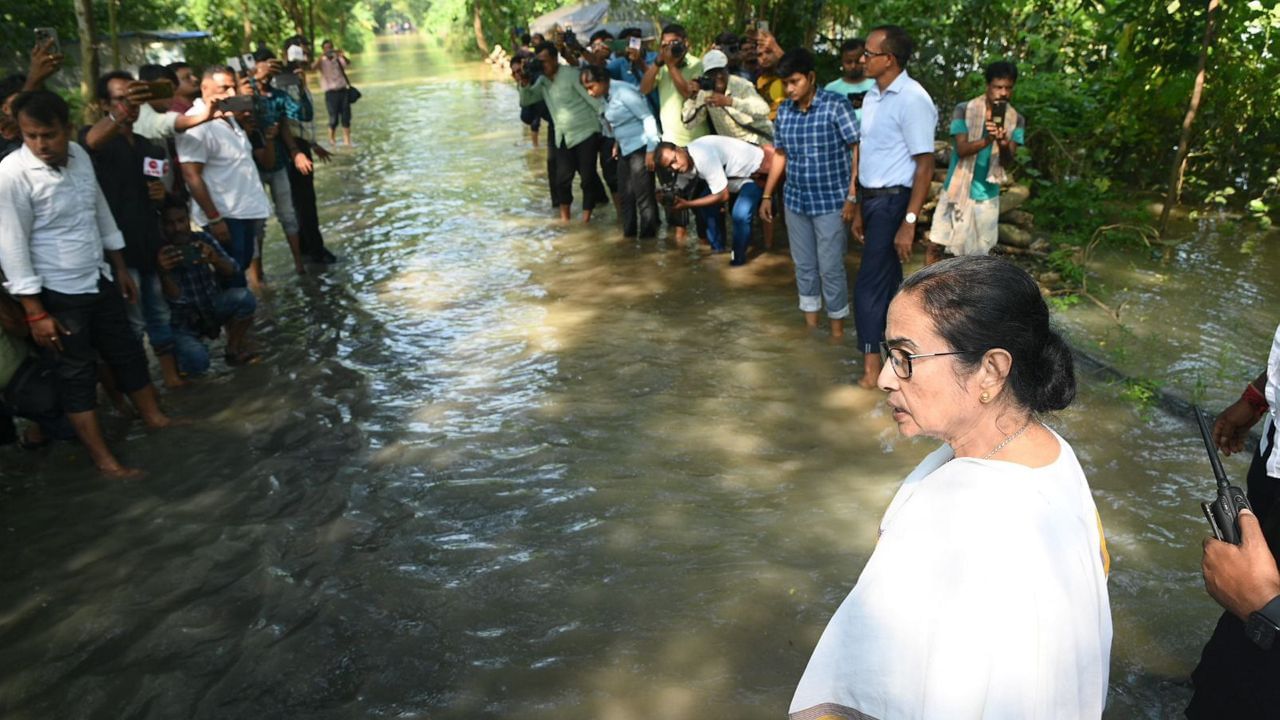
[851,25,937,388]
[582,65,660,237]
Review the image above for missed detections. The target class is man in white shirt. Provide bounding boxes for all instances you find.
[176,67,272,290]
[851,25,937,388]
[657,136,767,266]
[0,91,174,478]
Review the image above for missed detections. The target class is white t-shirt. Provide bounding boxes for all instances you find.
[858,69,938,188]
[1262,323,1280,477]
[790,429,1112,720]
[174,100,270,225]
[686,136,764,194]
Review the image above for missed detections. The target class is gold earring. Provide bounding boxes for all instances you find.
[980,391,991,404]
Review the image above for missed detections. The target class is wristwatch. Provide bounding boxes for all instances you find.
[905,211,918,224]
[1246,595,1280,650]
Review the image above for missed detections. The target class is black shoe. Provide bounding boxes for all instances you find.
[310,248,339,264]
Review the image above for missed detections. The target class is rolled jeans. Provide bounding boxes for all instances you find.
[206,218,259,288]
[125,267,174,356]
[855,192,910,353]
[617,148,658,237]
[171,287,258,375]
[701,183,764,265]
[785,209,850,319]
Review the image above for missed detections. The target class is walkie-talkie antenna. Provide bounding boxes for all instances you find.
[1194,405,1230,490]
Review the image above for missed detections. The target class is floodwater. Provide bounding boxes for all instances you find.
[0,37,1266,719]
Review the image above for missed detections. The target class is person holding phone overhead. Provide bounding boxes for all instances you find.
[1185,320,1280,719]
[789,256,1112,720]
[929,61,1024,262]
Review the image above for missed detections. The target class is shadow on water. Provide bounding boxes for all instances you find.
[0,36,1256,719]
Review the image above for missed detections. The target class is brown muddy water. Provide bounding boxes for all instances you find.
[0,37,1261,719]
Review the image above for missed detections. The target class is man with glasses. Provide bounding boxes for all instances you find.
[851,24,937,389]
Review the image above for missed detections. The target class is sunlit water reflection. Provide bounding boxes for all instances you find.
[0,37,1262,719]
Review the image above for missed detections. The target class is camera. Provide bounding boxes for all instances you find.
[562,28,579,48]
[656,169,699,211]
[990,100,1008,129]
[669,40,687,59]
[697,74,716,92]
[522,56,542,82]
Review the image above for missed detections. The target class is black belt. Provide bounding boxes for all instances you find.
[860,185,911,197]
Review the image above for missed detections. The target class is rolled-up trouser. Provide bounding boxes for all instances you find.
[324,88,352,129]
[1,357,73,440]
[617,148,658,237]
[124,268,174,356]
[261,167,300,236]
[785,209,850,319]
[520,101,544,133]
[854,192,909,353]
[40,277,151,413]
[554,133,606,211]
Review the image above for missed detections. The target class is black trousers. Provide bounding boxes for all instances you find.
[598,136,619,195]
[554,133,606,211]
[41,277,151,413]
[324,89,352,129]
[545,120,560,206]
[1186,423,1280,719]
[287,137,327,258]
[618,148,658,237]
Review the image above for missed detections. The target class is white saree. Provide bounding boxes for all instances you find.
[789,430,1112,720]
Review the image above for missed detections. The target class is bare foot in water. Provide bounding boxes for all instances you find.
[99,461,146,480]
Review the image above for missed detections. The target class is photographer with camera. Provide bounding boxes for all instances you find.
[639,24,709,243]
[657,136,769,266]
[681,50,772,146]
[825,38,875,124]
[1185,323,1280,718]
[175,67,272,291]
[581,65,660,238]
[312,40,354,148]
[930,61,1023,262]
[157,197,258,372]
[516,43,607,223]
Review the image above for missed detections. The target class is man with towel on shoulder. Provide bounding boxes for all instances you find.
[929,60,1025,261]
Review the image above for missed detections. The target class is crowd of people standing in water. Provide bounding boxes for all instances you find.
[0,34,357,477]
[510,21,1280,720]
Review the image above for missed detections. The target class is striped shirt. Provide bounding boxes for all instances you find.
[773,89,860,216]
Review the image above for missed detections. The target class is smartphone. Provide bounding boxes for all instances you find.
[990,100,1008,129]
[242,53,257,72]
[757,20,770,33]
[607,39,629,54]
[628,37,642,51]
[34,27,61,56]
[218,95,255,113]
[145,80,174,99]
[286,44,306,62]
[271,72,301,90]
[180,244,203,265]
[227,56,244,73]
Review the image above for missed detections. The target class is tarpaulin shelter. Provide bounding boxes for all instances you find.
[527,1,659,39]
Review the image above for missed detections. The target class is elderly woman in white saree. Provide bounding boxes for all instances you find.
[790,256,1112,720]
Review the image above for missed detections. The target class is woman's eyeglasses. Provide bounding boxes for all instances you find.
[880,342,978,379]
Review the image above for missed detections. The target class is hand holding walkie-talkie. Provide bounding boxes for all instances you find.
[1195,405,1252,544]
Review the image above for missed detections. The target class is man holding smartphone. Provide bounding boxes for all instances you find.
[1187,322,1280,718]
[929,61,1023,262]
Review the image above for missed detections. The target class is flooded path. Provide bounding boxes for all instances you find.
[0,37,1268,719]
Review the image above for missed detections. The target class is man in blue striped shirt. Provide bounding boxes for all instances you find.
[760,48,860,340]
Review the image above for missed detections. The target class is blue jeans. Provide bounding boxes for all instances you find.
[172,288,257,375]
[700,183,764,265]
[125,268,174,356]
[785,209,850,318]
[207,218,258,288]
[854,193,909,353]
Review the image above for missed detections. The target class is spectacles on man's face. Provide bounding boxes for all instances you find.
[880,342,977,380]
[862,49,891,60]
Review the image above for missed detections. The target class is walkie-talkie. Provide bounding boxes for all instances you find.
[1195,405,1252,544]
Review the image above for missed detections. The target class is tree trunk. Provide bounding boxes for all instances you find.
[473,2,489,53]
[107,0,121,68]
[73,0,99,123]
[242,0,254,53]
[1158,0,1220,236]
